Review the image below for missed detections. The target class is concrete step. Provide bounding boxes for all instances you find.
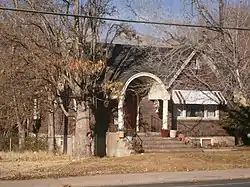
[137,132,161,136]
[127,135,199,154]
[142,140,184,145]
[140,137,179,141]
[144,148,202,153]
[137,135,196,153]
[143,144,190,149]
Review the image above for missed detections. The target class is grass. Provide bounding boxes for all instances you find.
[1,150,250,180]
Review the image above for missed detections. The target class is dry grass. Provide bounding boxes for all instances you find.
[1,150,250,180]
[0,151,72,162]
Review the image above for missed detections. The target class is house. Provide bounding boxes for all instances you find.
[106,42,235,156]
[39,41,235,156]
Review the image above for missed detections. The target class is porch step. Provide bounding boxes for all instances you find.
[141,136,179,140]
[143,144,189,149]
[138,134,196,153]
[141,138,183,143]
[142,139,185,145]
[142,139,187,147]
[145,148,203,153]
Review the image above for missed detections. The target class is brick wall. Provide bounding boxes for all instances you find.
[169,100,228,137]
[169,59,228,137]
[176,119,227,137]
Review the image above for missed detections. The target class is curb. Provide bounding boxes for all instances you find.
[64,169,250,187]
[1,168,250,187]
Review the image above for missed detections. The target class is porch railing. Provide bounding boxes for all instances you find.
[124,120,144,153]
[150,115,162,132]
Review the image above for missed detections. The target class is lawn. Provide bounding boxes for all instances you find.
[1,150,250,180]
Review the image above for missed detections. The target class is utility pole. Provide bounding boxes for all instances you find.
[74,0,80,59]
[219,0,224,27]
[91,0,97,61]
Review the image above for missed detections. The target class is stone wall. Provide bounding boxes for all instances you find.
[106,132,133,157]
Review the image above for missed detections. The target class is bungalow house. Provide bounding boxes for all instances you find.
[105,41,234,156]
[40,40,235,156]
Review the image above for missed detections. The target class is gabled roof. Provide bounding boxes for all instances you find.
[106,40,196,88]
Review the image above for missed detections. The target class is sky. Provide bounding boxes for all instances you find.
[109,0,250,39]
[3,0,248,42]
[110,0,194,39]
[114,0,189,18]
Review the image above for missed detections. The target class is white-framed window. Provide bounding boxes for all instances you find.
[174,104,219,120]
[205,105,218,118]
[175,104,185,117]
[186,104,204,117]
[192,58,201,70]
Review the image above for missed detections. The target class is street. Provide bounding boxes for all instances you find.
[105,179,250,187]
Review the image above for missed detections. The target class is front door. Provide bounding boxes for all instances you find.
[139,97,162,132]
[124,91,137,136]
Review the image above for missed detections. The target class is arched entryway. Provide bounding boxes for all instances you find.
[118,72,170,134]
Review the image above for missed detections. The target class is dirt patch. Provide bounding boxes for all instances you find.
[1,151,250,180]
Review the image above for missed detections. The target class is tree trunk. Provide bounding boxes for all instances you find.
[63,87,70,154]
[13,93,25,151]
[74,101,91,157]
[52,109,57,153]
[18,123,25,151]
[95,99,110,157]
[47,109,54,152]
[63,113,68,154]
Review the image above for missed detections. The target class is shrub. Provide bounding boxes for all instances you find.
[0,135,48,152]
[222,105,250,145]
[222,105,250,131]
[23,136,48,151]
[0,136,19,151]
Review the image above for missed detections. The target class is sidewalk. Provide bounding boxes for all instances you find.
[1,168,250,187]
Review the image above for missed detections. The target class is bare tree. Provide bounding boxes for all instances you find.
[0,0,138,156]
[0,29,46,150]
[127,0,250,106]
[186,0,250,106]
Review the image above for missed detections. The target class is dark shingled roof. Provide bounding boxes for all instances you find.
[106,41,195,87]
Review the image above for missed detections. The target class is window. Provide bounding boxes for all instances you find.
[175,104,185,117]
[186,104,204,117]
[192,58,201,70]
[174,104,219,120]
[205,105,218,118]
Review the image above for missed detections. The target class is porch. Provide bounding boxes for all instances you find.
[111,72,228,137]
[116,72,170,135]
[106,72,233,156]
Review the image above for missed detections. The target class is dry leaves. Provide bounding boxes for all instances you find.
[1,150,250,180]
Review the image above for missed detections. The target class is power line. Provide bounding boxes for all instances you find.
[1,7,250,31]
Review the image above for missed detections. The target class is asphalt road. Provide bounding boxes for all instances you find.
[104,179,250,187]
